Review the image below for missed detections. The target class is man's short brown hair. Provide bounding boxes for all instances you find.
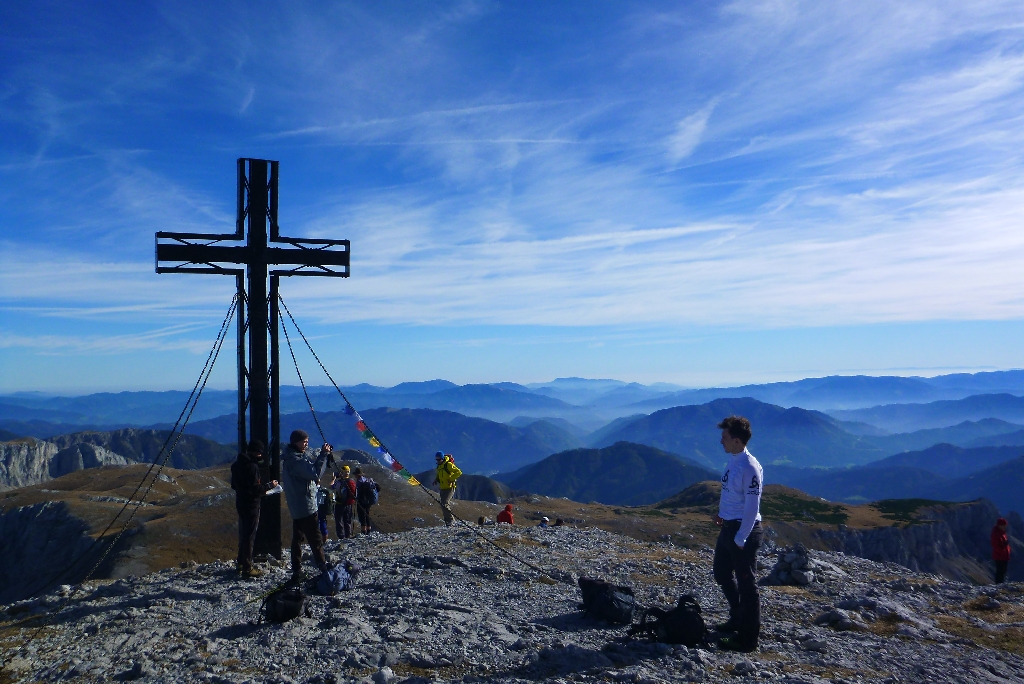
[289,429,309,445]
[717,415,752,444]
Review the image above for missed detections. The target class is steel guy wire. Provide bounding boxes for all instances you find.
[4,296,238,660]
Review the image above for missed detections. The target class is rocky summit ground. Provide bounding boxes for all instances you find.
[2,525,1024,684]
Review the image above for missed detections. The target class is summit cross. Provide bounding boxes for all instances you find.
[156,158,349,557]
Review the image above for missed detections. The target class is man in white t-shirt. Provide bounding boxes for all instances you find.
[712,415,764,652]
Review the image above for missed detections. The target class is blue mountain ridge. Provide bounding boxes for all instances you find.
[179,407,584,475]
[494,441,719,506]
[829,393,1024,432]
[770,446,1024,514]
[593,398,885,470]
[4,368,1024,427]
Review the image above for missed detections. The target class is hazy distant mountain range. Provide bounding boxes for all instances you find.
[177,408,584,475]
[828,393,1024,432]
[627,370,1024,412]
[6,370,1024,514]
[859,419,1024,453]
[4,369,1024,430]
[771,444,1024,514]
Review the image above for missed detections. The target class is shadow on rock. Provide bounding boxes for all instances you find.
[210,622,264,640]
[534,611,627,633]
[504,643,615,680]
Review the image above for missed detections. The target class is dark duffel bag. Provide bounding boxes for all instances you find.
[260,586,309,623]
[628,594,707,646]
[578,576,638,625]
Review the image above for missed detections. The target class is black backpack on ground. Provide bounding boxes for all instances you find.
[578,577,638,625]
[628,594,707,646]
[259,585,309,623]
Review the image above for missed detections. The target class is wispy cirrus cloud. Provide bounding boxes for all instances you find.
[3,1,1024,387]
[0,325,216,355]
[667,101,717,164]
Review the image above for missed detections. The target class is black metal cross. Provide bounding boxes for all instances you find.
[156,158,349,557]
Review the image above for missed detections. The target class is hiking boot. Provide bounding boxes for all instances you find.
[718,636,757,653]
[289,569,305,585]
[242,566,264,578]
[714,618,740,632]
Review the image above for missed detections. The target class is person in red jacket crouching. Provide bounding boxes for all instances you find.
[992,517,1011,584]
[497,504,514,525]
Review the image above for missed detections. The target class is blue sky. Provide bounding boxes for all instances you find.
[2,1,1024,393]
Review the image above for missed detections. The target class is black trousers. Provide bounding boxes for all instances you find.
[357,503,371,530]
[995,559,1008,584]
[335,502,354,538]
[291,513,328,576]
[713,520,762,646]
[236,500,261,571]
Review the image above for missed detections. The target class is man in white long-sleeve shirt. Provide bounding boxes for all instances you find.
[712,415,763,652]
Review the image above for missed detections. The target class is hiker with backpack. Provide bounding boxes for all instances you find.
[229,440,279,578]
[711,415,764,653]
[281,429,334,582]
[433,451,462,527]
[331,465,357,539]
[354,467,380,535]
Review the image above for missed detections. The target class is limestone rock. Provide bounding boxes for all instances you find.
[0,438,58,489]
[0,525,1022,683]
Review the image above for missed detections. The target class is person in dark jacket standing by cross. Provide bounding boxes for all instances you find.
[230,440,278,578]
[281,429,333,582]
[712,415,764,653]
[992,517,1011,584]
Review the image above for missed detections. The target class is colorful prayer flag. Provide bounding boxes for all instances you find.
[343,404,421,489]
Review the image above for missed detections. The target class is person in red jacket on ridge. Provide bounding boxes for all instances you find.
[992,517,1011,584]
[497,504,514,524]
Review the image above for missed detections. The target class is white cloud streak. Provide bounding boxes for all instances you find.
[667,101,716,163]
[3,0,1024,340]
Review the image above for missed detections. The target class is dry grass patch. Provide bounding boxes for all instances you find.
[935,615,1024,655]
[964,596,1024,624]
[488,535,544,550]
[629,572,674,587]
[390,662,469,680]
[781,663,864,680]
[763,585,809,596]
[862,613,904,637]
[614,547,701,565]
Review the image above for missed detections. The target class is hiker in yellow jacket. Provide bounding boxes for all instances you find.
[433,451,462,527]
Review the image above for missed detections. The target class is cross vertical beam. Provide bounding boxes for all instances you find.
[266,274,282,558]
[247,159,270,488]
[155,158,350,559]
[235,274,246,461]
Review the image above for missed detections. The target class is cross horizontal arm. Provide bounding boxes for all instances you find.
[156,234,350,277]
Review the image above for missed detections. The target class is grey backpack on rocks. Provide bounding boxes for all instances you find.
[578,577,638,625]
